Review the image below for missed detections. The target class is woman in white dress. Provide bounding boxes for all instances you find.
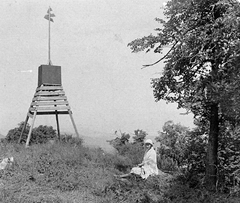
[116,139,158,179]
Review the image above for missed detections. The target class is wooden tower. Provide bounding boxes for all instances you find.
[19,65,79,146]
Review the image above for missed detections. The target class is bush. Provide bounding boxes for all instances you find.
[6,122,57,144]
[116,143,144,166]
[108,130,146,171]
[5,122,30,143]
[157,154,178,172]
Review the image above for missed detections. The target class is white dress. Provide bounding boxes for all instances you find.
[130,147,158,179]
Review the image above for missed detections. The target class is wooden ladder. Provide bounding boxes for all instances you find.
[19,85,79,146]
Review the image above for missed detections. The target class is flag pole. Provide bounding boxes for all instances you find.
[48,6,51,65]
[44,7,54,65]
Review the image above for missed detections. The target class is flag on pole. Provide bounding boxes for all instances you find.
[44,7,55,22]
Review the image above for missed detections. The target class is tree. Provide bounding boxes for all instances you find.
[128,0,240,190]
[156,121,190,167]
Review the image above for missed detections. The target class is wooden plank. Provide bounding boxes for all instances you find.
[68,110,80,138]
[36,111,69,115]
[55,111,61,140]
[26,111,37,147]
[27,112,33,118]
[32,96,67,101]
[29,106,70,111]
[31,101,69,106]
[29,107,36,111]
[19,115,29,143]
[36,86,63,91]
[34,91,65,96]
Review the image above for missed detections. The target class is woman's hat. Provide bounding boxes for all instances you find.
[144,139,153,146]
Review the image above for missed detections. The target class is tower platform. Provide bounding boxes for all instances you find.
[19,84,79,146]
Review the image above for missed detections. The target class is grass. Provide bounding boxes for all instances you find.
[0,141,240,203]
[0,142,116,203]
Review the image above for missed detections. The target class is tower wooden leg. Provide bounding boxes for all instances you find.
[55,110,61,140]
[68,110,79,138]
[26,111,37,147]
[19,115,29,143]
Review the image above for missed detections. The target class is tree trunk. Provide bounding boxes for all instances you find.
[205,103,219,191]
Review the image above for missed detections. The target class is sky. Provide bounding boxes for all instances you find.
[0,0,194,139]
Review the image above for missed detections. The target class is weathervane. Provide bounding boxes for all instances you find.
[44,7,55,65]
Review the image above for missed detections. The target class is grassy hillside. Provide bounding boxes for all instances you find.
[0,142,117,202]
[0,141,239,203]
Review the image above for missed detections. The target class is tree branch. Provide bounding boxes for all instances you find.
[141,23,201,69]
[141,41,178,69]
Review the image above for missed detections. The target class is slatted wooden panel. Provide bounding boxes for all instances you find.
[34,91,65,96]
[30,106,70,111]
[36,86,63,91]
[29,85,71,114]
[20,84,80,147]
[33,96,67,101]
[31,101,69,106]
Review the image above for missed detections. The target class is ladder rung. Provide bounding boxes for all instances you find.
[36,86,63,91]
[34,91,65,96]
[36,111,69,115]
[32,96,67,101]
[31,101,69,106]
[30,106,70,111]
[28,112,33,118]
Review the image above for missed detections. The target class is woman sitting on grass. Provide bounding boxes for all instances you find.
[116,139,158,179]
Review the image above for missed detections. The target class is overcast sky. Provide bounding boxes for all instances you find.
[0,0,194,138]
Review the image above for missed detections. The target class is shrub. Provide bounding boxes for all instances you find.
[108,130,146,169]
[5,122,30,143]
[6,122,57,144]
[157,154,178,172]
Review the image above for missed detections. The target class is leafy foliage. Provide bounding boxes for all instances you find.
[31,125,56,144]
[156,121,190,168]
[128,0,240,119]
[155,120,207,177]
[217,122,240,191]
[108,130,146,171]
[108,131,130,154]
[5,122,57,144]
[185,128,207,176]
[5,122,30,144]
[132,129,147,145]
[128,0,240,189]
